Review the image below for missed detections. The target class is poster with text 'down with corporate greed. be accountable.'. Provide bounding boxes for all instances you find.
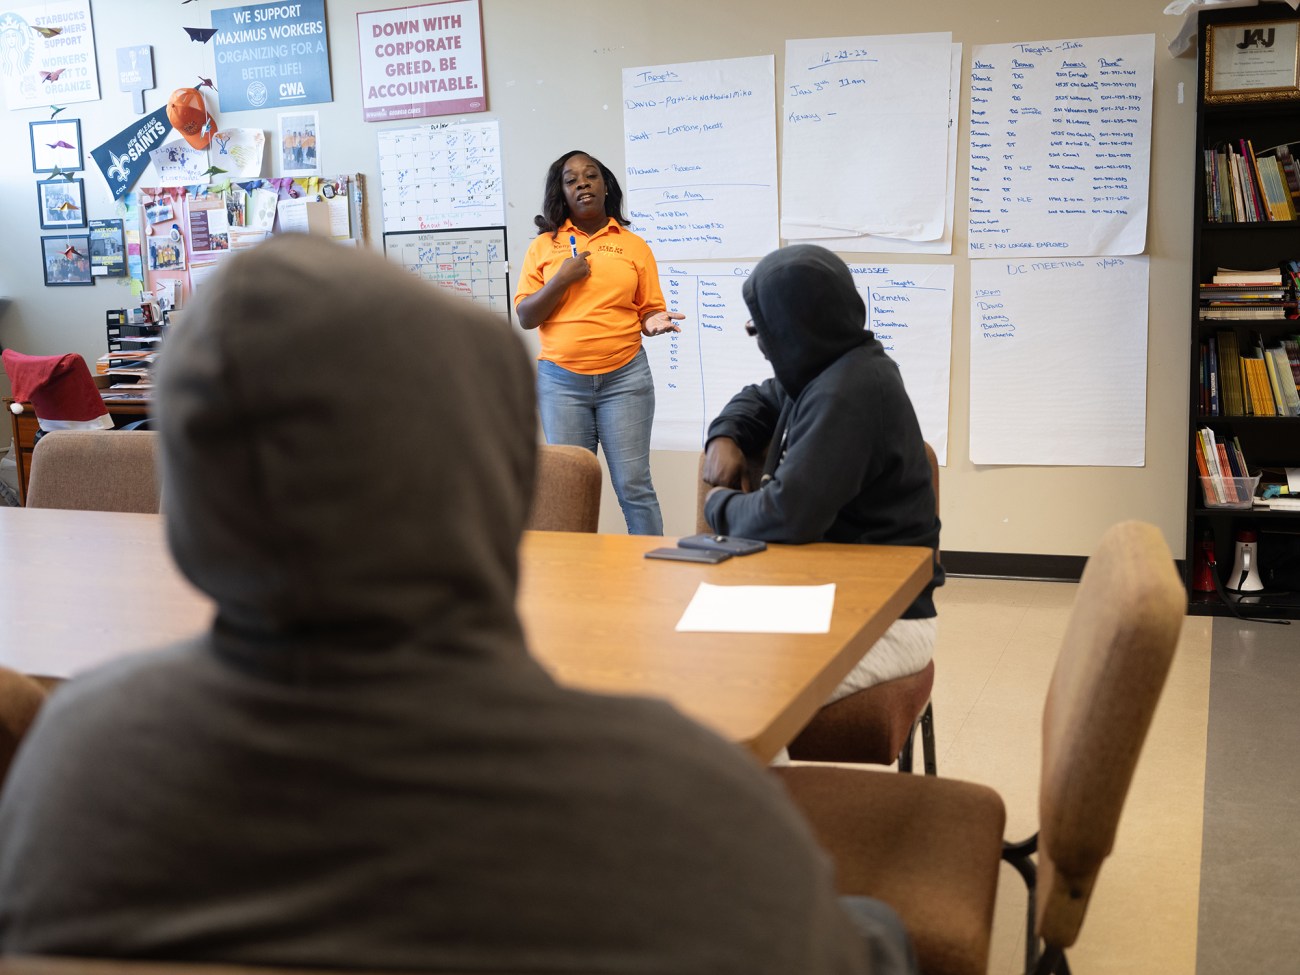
[969,256,1148,467]
[647,262,954,462]
[967,33,1153,258]
[622,55,778,261]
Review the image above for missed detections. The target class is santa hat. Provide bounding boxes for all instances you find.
[2,350,108,424]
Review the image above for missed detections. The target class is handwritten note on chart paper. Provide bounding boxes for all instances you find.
[967,34,1154,257]
[782,32,951,242]
[623,56,778,260]
[647,261,954,461]
[969,256,1149,466]
[852,263,955,464]
[816,45,962,256]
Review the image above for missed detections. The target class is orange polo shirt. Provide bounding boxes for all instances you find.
[514,219,666,375]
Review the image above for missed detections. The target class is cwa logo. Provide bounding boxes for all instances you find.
[1236,27,1276,49]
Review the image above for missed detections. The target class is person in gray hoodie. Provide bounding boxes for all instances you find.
[0,234,914,974]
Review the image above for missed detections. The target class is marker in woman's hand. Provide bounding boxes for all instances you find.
[569,234,578,258]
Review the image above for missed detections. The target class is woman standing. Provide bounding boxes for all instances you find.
[515,150,682,535]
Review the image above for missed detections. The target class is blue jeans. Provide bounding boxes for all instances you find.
[536,347,663,535]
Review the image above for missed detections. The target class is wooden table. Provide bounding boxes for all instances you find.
[0,508,931,761]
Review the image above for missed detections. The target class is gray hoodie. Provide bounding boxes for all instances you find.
[0,235,873,974]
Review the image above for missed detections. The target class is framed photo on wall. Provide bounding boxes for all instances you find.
[1205,20,1300,104]
[37,177,87,230]
[40,234,94,287]
[30,119,84,173]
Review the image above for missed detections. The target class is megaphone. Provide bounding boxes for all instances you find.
[1228,528,1265,592]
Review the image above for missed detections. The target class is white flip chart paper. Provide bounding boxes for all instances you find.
[814,44,962,256]
[647,261,954,463]
[969,255,1149,466]
[781,32,951,242]
[967,34,1154,257]
[623,56,779,260]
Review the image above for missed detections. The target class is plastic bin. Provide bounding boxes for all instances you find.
[1199,474,1260,510]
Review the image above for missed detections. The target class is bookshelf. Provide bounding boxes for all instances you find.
[1189,6,1300,619]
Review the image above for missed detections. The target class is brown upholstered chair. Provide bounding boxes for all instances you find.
[25,430,161,514]
[697,441,941,772]
[0,666,49,787]
[526,444,602,533]
[774,520,1185,975]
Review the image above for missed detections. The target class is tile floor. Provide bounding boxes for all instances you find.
[924,576,1214,974]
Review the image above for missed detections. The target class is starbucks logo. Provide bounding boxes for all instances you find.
[247,81,268,107]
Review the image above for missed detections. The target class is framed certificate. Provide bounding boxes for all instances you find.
[1205,20,1300,104]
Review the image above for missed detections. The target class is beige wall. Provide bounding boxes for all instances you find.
[0,0,1197,556]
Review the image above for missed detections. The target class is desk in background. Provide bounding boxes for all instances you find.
[0,509,930,762]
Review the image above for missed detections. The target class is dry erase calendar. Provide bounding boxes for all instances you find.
[377,120,505,233]
[383,226,511,320]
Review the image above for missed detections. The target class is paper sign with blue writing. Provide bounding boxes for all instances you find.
[211,0,332,112]
[646,260,954,460]
[377,119,503,230]
[149,139,212,186]
[91,106,171,200]
[851,263,954,464]
[782,32,951,243]
[357,0,485,122]
[622,55,778,261]
[814,44,962,256]
[0,0,100,111]
[966,34,1154,257]
[969,256,1148,466]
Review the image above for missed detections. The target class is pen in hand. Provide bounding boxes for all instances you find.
[569,234,579,258]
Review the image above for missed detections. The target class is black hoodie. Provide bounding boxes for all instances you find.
[0,235,877,974]
[705,245,942,619]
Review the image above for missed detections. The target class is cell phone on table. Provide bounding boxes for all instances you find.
[644,546,732,564]
[677,533,767,556]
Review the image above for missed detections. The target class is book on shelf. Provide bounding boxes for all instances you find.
[1266,342,1300,415]
[1213,266,1285,285]
[1204,140,1300,223]
[1195,427,1253,506]
[1216,329,1245,415]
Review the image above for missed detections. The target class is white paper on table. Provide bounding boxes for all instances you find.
[675,582,836,634]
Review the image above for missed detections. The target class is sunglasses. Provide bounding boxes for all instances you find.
[743,319,757,337]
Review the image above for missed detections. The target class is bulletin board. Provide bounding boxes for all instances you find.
[132,174,366,307]
[382,225,511,321]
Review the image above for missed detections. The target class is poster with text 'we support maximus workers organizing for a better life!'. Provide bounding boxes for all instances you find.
[211,0,332,112]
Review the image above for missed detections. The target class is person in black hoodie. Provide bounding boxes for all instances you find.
[703,244,943,701]
[0,234,916,975]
